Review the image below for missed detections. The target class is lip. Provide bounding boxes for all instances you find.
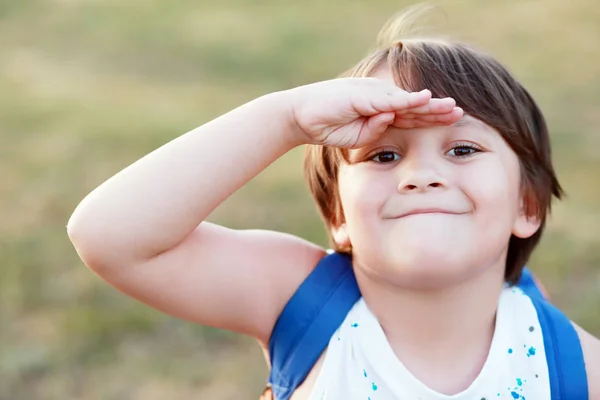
[391,209,466,219]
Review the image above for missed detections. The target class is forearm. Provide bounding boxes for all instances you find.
[67,90,301,265]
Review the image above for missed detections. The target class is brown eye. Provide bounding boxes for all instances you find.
[370,151,400,163]
[447,145,480,157]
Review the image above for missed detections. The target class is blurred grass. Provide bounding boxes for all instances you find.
[1,0,599,398]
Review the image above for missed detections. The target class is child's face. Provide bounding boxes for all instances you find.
[334,74,540,288]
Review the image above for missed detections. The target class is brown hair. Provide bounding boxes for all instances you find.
[303,7,563,284]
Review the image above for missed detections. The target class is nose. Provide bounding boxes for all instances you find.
[397,157,447,194]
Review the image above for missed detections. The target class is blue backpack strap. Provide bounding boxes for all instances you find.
[520,272,588,399]
[517,267,547,302]
[267,261,588,400]
[267,252,360,400]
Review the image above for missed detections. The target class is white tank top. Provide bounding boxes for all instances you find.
[308,286,551,400]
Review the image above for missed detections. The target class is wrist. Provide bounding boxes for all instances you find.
[260,89,310,149]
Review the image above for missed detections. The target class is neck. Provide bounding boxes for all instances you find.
[354,259,505,394]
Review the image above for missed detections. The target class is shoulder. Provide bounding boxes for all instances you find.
[573,322,600,398]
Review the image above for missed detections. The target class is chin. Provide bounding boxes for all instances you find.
[397,256,474,289]
[361,243,479,290]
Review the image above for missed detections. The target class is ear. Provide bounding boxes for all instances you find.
[512,215,541,239]
[512,195,541,239]
[332,223,351,248]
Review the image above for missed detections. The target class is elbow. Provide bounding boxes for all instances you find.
[67,213,112,273]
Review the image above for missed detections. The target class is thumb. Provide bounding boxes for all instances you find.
[365,111,394,138]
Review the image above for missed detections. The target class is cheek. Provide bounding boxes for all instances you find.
[462,157,522,228]
[338,169,393,231]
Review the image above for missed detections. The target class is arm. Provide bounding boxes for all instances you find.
[574,323,600,399]
[67,79,461,346]
[67,91,322,343]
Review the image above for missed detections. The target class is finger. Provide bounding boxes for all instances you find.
[364,112,395,138]
[403,89,433,108]
[393,119,442,129]
[386,88,432,110]
[394,109,464,129]
[392,107,463,128]
[397,97,457,115]
[349,112,395,148]
[353,88,432,116]
[361,78,432,108]
[396,107,464,122]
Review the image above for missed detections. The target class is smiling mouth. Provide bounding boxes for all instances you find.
[392,210,466,219]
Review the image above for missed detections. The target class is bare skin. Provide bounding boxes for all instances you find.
[67,77,600,398]
[67,79,460,343]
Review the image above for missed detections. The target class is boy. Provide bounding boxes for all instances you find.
[67,7,599,400]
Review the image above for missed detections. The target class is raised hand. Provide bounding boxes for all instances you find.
[287,77,463,149]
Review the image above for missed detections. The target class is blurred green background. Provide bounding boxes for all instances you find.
[1,0,599,398]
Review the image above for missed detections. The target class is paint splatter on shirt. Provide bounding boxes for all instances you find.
[308,287,550,399]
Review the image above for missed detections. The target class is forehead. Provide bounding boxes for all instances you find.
[379,114,497,140]
[370,66,394,83]
[450,116,494,131]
